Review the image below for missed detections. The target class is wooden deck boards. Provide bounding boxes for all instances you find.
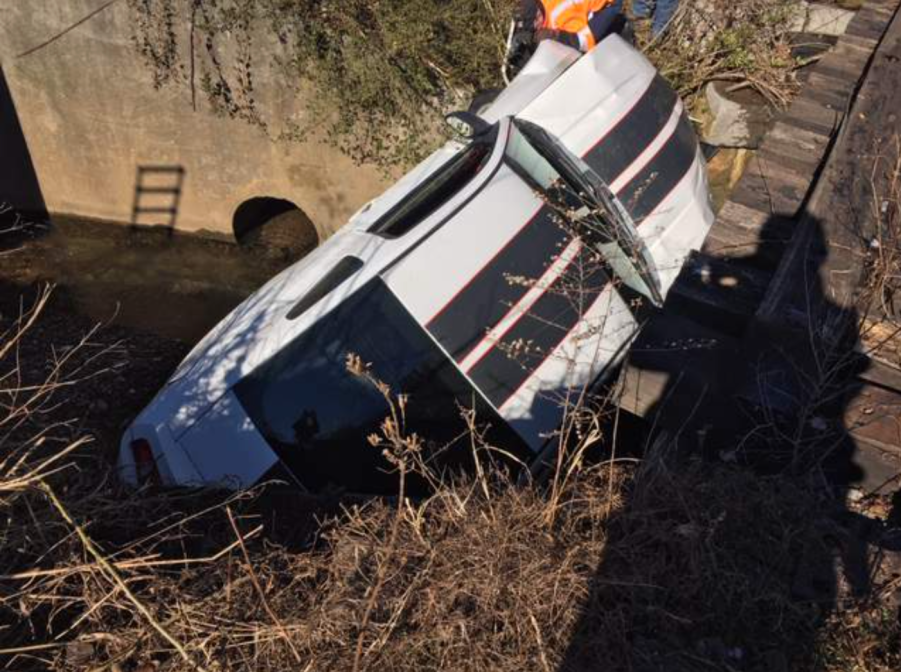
[621,0,901,470]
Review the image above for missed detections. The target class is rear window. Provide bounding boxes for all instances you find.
[368,131,497,238]
[234,279,529,494]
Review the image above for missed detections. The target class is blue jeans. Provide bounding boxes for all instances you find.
[631,0,679,36]
[588,0,625,42]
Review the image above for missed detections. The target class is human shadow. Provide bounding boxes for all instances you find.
[558,213,899,670]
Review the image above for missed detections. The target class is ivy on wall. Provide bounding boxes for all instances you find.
[128,0,518,169]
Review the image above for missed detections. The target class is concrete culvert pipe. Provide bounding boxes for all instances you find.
[232,196,319,260]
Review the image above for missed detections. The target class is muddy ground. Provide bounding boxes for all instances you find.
[1,216,290,342]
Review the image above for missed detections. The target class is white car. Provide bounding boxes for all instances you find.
[120,36,714,492]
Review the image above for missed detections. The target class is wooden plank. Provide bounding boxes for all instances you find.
[715,200,771,233]
[702,217,796,269]
[864,0,899,14]
[702,227,760,259]
[618,364,669,418]
[838,32,881,52]
[746,154,815,195]
[794,85,849,117]
[708,217,773,249]
[811,61,868,90]
[619,313,742,420]
[804,69,860,96]
[802,72,858,107]
[815,52,870,82]
[851,442,901,494]
[845,381,901,457]
[780,96,844,136]
[858,358,901,392]
[865,4,899,19]
[729,169,808,219]
[759,123,831,175]
[846,13,891,41]
[765,121,831,153]
[756,146,821,179]
[829,34,879,58]
[667,251,771,336]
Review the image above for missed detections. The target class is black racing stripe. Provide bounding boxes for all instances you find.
[428,76,695,376]
[475,116,700,410]
[477,117,700,410]
[428,76,677,362]
[428,208,570,362]
[583,74,678,184]
[468,246,610,408]
[614,112,697,223]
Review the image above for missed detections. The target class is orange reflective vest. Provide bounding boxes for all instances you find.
[538,0,613,51]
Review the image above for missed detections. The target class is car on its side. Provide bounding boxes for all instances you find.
[120,35,715,492]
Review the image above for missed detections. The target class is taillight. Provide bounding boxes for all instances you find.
[131,438,161,485]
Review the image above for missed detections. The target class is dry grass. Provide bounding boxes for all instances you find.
[864,135,901,320]
[0,287,898,671]
[859,134,901,370]
[643,0,804,109]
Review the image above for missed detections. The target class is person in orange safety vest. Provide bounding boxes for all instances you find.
[517,0,625,53]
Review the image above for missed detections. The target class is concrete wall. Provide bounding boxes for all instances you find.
[0,0,390,240]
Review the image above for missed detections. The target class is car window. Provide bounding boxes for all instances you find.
[234,279,529,493]
[505,119,663,306]
[368,130,498,238]
[505,126,561,191]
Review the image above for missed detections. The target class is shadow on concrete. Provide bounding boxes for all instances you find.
[557,214,901,670]
[0,66,47,242]
[130,165,186,234]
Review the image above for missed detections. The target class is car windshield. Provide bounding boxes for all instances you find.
[368,127,498,238]
[233,278,529,494]
[505,119,663,306]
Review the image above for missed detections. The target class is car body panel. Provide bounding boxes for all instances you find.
[350,39,581,231]
[382,39,710,447]
[479,40,581,123]
[177,391,280,488]
[119,35,715,488]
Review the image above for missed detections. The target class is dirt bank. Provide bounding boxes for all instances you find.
[1,215,290,343]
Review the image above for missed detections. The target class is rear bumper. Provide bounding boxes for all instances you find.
[118,421,203,486]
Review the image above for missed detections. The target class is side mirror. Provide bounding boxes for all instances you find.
[445,111,492,139]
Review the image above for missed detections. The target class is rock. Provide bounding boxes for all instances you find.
[805,4,855,36]
[703,82,773,149]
